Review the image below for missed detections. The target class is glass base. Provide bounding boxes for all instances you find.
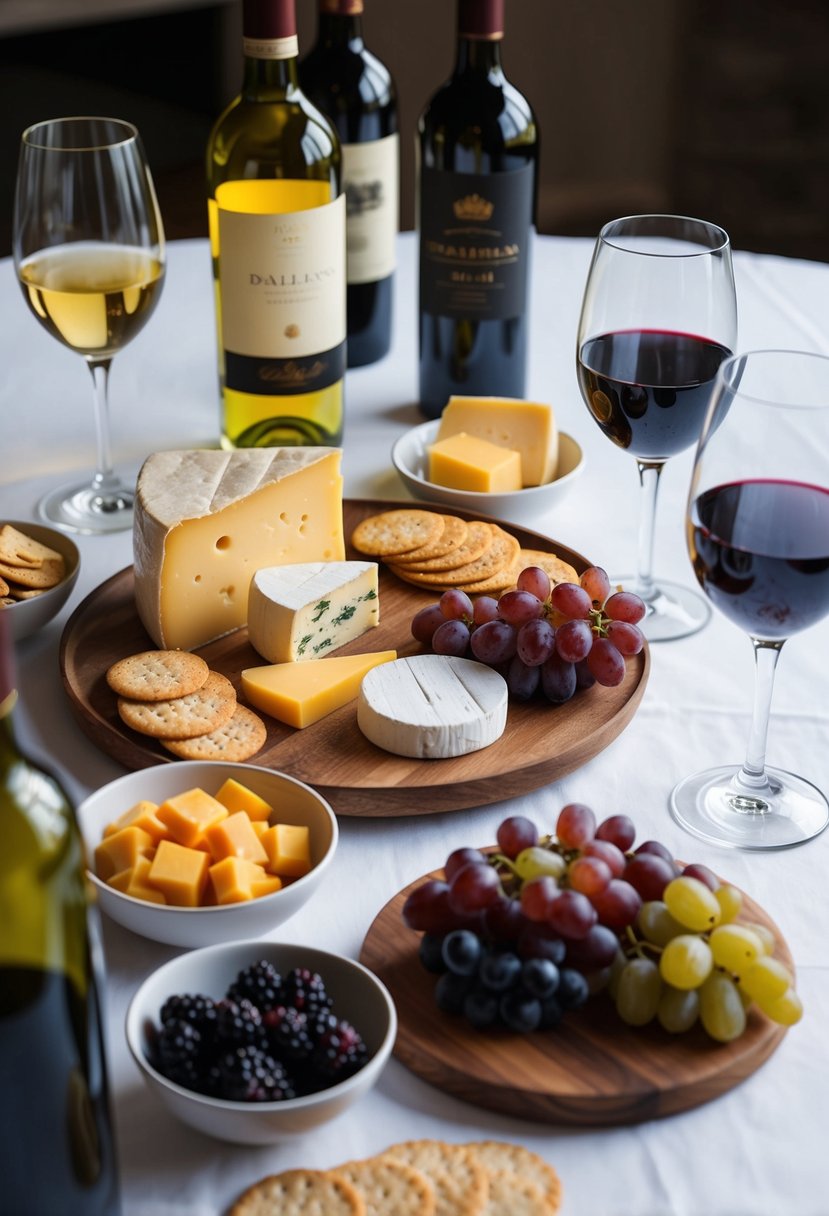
[39,478,134,535]
[612,575,711,642]
[670,763,829,850]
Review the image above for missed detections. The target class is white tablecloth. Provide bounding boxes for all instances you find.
[2,233,828,1216]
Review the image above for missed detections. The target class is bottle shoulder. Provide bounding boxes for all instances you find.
[300,44,397,114]
[419,70,537,155]
[207,91,341,184]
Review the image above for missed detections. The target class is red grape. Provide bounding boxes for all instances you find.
[556,802,597,848]
[623,853,675,901]
[540,653,576,703]
[432,618,471,657]
[520,876,560,922]
[590,878,643,929]
[596,814,636,851]
[587,637,626,686]
[498,589,544,627]
[448,862,503,914]
[472,595,500,626]
[411,603,445,644]
[604,591,646,624]
[497,815,539,858]
[516,618,556,666]
[483,898,527,942]
[506,657,540,700]
[402,880,453,932]
[568,855,612,897]
[579,565,612,607]
[682,862,720,892]
[440,587,473,620]
[554,619,593,663]
[551,582,593,619]
[563,923,619,970]
[470,619,518,665]
[517,565,552,602]
[574,658,596,690]
[546,889,597,940]
[606,619,645,656]
[635,839,675,863]
[444,847,488,882]
[583,838,627,877]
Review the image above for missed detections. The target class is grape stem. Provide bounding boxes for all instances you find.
[624,925,663,959]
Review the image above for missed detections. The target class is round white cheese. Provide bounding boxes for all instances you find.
[357,655,508,759]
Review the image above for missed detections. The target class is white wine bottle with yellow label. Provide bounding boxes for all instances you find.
[207,0,346,448]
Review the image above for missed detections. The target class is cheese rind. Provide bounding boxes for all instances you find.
[437,396,558,487]
[428,432,522,493]
[133,447,345,651]
[357,654,508,758]
[248,561,379,663]
[241,650,397,728]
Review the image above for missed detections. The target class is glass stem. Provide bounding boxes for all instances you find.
[86,357,129,510]
[635,459,665,603]
[736,638,784,795]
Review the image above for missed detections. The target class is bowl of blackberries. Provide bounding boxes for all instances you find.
[125,940,397,1144]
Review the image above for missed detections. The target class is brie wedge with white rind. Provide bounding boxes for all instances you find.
[357,654,508,759]
[248,561,379,663]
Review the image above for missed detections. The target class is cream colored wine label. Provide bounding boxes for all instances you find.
[342,133,398,285]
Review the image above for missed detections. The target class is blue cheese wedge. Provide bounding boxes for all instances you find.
[247,561,379,663]
[357,655,508,758]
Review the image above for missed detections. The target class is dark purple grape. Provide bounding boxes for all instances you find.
[440,587,473,620]
[470,619,518,665]
[444,846,488,882]
[563,923,619,970]
[635,839,675,863]
[546,889,597,940]
[591,879,642,930]
[432,618,471,657]
[596,814,636,851]
[554,618,594,663]
[587,637,626,686]
[411,603,445,644]
[472,596,500,626]
[550,582,592,619]
[516,922,567,965]
[516,618,556,666]
[623,853,675,901]
[448,862,504,914]
[574,658,596,690]
[606,619,645,656]
[497,589,543,627]
[506,656,541,700]
[540,652,577,703]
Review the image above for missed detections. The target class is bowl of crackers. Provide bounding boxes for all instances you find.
[126,939,397,1144]
[0,521,80,642]
[77,759,338,947]
[392,420,585,526]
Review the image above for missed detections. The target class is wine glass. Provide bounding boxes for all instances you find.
[576,214,737,641]
[670,349,829,849]
[13,117,165,534]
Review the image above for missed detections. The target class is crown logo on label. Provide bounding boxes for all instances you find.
[453,193,494,221]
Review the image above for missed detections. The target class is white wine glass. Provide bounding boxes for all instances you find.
[576,214,737,641]
[13,117,165,534]
[670,349,829,849]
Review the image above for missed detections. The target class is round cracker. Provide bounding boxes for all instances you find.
[391,514,468,564]
[464,1142,562,1214]
[391,519,492,573]
[351,509,444,556]
[393,525,519,588]
[380,1141,488,1214]
[160,703,267,761]
[117,670,236,740]
[337,1157,436,1216]
[106,649,211,701]
[230,1169,365,1216]
[482,1169,552,1215]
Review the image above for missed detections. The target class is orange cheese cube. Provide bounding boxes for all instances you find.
[251,820,270,840]
[214,778,274,822]
[124,855,167,905]
[94,826,155,881]
[261,823,312,879]
[251,872,283,898]
[204,812,269,864]
[156,787,228,848]
[104,800,170,844]
[148,840,210,907]
[428,432,522,493]
[106,867,133,893]
[208,856,265,904]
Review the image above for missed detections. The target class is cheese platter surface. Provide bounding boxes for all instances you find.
[60,499,649,817]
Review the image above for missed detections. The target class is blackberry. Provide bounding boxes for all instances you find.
[226,960,283,1013]
[215,997,265,1048]
[280,968,333,1020]
[218,1044,296,1103]
[159,993,219,1040]
[155,1018,209,1093]
[309,1016,367,1084]
[263,1005,313,1062]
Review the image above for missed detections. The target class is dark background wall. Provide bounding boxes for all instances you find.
[1,0,828,261]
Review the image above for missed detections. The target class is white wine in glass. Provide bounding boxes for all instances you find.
[13,117,165,534]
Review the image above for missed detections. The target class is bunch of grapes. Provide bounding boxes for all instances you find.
[402,804,802,1043]
[410,565,646,703]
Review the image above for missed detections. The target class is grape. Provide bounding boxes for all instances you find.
[587,637,626,686]
[520,876,560,923]
[499,991,542,1033]
[634,840,674,863]
[496,815,539,859]
[478,950,522,993]
[546,889,597,940]
[516,922,566,965]
[540,653,577,703]
[554,618,593,663]
[556,968,590,1010]
[506,656,540,701]
[517,565,552,601]
[418,933,447,973]
[574,658,596,690]
[657,985,700,1033]
[636,900,686,947]
[441,929,483,976]
[663,876,721,932]
[556,802,597,848]
[472,596,500,626]
[470,619,518,665]
[590,879,642,930]
[605,620,645,656]
[563,923,619,971]
[445,847,488,882]
[738,956,791,1005]
[699,972,746,1042]
[411,603,445,644]
[604,591,646,624]
[607,948,627,999]
[482,898,526,943]
[715,884,743,923]
[742,921,775,956]
[514,847,566,882]
[463,989,500,1029]
[498,589,544,627]
[440,587,473,620]
[596,814,636,851]
[432,618,471,656]
[521,958,561,999]
[579,565,612,606]
[568,855,612,897]
[447,862,503,915]
[516,618,556,666]
[583,838,626,878]
[762,987,803,1026]
[659,934,714,990]
[435,972,473,1015]
[709,924,764,974]
[615,957,663,1026]
[623,854,675,901]
[402,880,453,932]
[551,582,593,619]
[682,862,720,892]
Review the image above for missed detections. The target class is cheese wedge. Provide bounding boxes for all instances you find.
[241,650,397,728]
[248,560,379,663]
[437,396,558,487]
[357,654,508,758]
[133,448,345,650]
[428,431,522,492]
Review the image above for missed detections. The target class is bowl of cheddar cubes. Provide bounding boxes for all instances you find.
[77,761,338,947]
[392,396,584,525]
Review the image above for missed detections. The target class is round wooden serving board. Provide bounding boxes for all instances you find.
[360,870,792,1126]
[59,499,649,817]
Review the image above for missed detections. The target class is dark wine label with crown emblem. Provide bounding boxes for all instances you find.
[419,165,533,319]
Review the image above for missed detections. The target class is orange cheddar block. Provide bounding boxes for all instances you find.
[214,777,274,822]
[94,826,155,882]
[148,839,210,907]
[251,820,270,840]
[157,787,229,848]
[251,872,283,898]
[106,868,133,893]
[261,823,312,879]
[125,854,167,905]
[205,811,269,865]
[428,431,522,493]
[104,800,170,844]
[208,856,265,905]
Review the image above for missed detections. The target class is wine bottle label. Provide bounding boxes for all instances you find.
[419,164,533,320]
[342,133,399,285]
[217,182,346,395]
[242,35,299,59]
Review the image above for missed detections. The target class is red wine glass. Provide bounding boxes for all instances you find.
[670,349,829,848]
[576,214,737,641]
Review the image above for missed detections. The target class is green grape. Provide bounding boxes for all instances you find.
[739,956,792,1005]
[743,921,775,956]
[715,883,743,923]
[636,900,686,947]
[699,972,747,1042]
[663,876,721,932]
[761,986,803,1026]
[709,924,764,975]
[514,846,566,882]
[657,984,700,1034]
[607,947,627,1000]
[615,957,663,1026]
[659,934,714,990]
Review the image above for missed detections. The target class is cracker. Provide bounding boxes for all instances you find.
[454,561,523,595]
[351,509,444,556]
[0,576,8,596]
[117,670,236,739]
[106,650,210,701]
[337,1157,436,1216]
[230,1169,365,1216]
[391,520,492,573]
[0,596,15,607]
[391,514,468,564]
[160,703,267,761]
[465,1143,561,1214]
[518,549,579,587]
[0,555,64,589]
[392,525,519,588]
[381,1141,488,1215]
[4,585,47,601]
[0,523,61,568]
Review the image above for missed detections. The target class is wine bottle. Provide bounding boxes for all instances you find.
[300,0,398,368]
[417,0,539,418]
[0,613,121,1215]
[207,0,346,448]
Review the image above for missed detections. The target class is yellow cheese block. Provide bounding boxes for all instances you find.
[104,800,171,844]
[261,822,312,879]
[124,855,167,905]
[437,395,559,487]
[214,776,273,821]
[148,840,210,907]
[205,811,270,865]
[428,431,522,493]
[94,826,155,882]
[133,447,346,651]
[157,787,229,848]
[208,856,264,904]
[241,650,397,728]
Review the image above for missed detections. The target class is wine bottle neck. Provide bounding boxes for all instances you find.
[241,0,301,95]
[242,53,300,97]
[316,11,364,48]
[455,0,504,74]
[455,35,504,75]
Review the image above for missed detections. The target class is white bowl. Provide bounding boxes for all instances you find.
[1,520,80,642]
[126,939,397,1144]
[77,761,338,948]
[392,420,585,525]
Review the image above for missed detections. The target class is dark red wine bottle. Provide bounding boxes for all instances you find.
[417,0,539,418]
[301,0,398,367]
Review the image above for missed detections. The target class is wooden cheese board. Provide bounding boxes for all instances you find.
[59,499,649,817]
[359,868,792,1126]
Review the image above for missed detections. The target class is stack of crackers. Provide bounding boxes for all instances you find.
[230,1138,562,1216]
[351,509,577,595]
[106,650,266,762]
[0,523,66,606]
